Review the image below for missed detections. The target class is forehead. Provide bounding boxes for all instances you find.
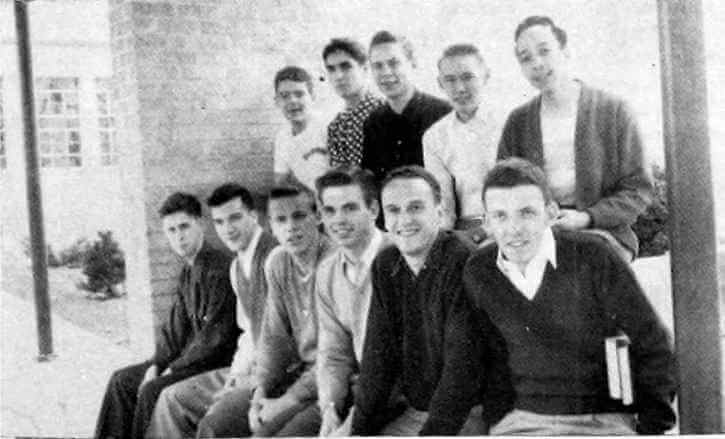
[162,211,197,228]
[210,197,247,217]
[276,79,310,94]
[369,42,407,62]
[382,177,435,204]
[268,194,314,216]
[320,184,366,206]
[325,50,360,66]
[516,24,559,49]
[484,185,547,210]
[439,54,483,74]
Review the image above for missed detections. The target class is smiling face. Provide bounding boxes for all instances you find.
[484,184,558,270]
[268,193,319,257]
[324,50,368,101]
[382,177,441,259]
[275,79,314,125]
[162,211,204,260]
[515,24,570,93]
[438,54,487,118]
[210,197,258,254]
[369,42,414,101]
[319,184,377,253]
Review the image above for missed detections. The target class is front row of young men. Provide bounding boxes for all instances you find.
[96,159,676,438]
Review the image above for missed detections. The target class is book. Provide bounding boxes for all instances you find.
[605,333,633,405]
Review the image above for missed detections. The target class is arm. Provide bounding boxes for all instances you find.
[423,128,456,229]
[351,260,401,436]
[496,111,519,161]
[360,117,377,176]
[168,267,240,372]
[584,101,653,228]
[151,278,191,371]
[594,244,676,434]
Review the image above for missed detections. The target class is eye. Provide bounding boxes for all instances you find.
[461,73,475,82]
[291,211,308,221]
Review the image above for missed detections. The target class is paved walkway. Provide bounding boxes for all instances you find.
[0,291,143,438]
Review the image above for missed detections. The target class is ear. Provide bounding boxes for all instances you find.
[250,209,259,224]
[436,75,445,90]
[369,199,380,218]
[545,201,559,223]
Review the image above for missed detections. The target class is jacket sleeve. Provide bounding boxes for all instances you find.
[584,100,653,228]
[167,265,240,372]
[351,258,401,435]
[151,280,191,371]
[594,243,676,434]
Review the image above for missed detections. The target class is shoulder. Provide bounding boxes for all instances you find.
[579,83,633,117]
[417,91,453,117]
[553,230,618,266]
[505,96,539,125]
[197,244,231,274]
[423,112,454,144]
[464,243,498,276]
[316,248,340,279]
[375,243,402,266]
[264,246,291,277]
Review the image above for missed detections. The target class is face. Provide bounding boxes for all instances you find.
[382,177,442,259]
[210,197,258,253]
[324,50,367,100]
[275,79,314,125]
[515,24,569,92]
[369,42,414,100]
[319,184,378,250]
[162,211,204,260]
[484,184,557,269]
[438,54,488,116]
[268,194,319,256]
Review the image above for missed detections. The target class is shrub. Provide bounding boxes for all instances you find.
[22,238,61,267]
[633,164,669,257]
[79,231,126,298]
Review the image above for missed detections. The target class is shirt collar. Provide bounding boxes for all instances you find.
[496,227,557,275]
[341,228,383,271]
[451,106,489,127]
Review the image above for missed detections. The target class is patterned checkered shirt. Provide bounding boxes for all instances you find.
[327,92,385,167]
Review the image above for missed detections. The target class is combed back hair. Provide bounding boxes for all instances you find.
[323,38,367,65]
[158,192,202,218]
[207,183,255,211]
[368,30,415,64]
[438,43,485,69]
[274,66,314,94]
[482,158,554,204]
[268,185,317,212]
[514,15,567,48]
[315,166,378,208]
[381,165,442,204]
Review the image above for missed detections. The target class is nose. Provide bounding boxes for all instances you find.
[530,55,544,70]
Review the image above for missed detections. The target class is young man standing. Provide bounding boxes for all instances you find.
[95,193,239,439]
[360,31,451,185]
[273,66,330,192]
[146,184,277,438]
[465,158,676,435]
[244,186,335,436]
[349,166,505,436]
[323,38,385,167]
[423,44,499,244]
[313,167,391,436]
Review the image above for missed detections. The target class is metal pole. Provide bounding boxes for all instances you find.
[657,0,722,433]
[14,0,54,360]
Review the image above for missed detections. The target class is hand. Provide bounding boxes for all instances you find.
[258,393,300,426]
[331,407,354,437]
[553,209,591,231]
[138,364,158,396]
[319,403,341,436]
[248,387,266,433]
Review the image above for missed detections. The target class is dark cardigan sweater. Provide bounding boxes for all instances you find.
[463,230,676,434]
[497,83,652,256]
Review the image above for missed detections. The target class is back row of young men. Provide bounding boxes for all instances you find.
[96,158,675,438]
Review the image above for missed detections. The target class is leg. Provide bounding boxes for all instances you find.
[489,409,636,435]
[458,405,489,436]
[131,368,206,439]
[379,407,429,436]
[145,368,228,439]
[273,402,322,437]
[196,383,255,438]
[95,361,152,439]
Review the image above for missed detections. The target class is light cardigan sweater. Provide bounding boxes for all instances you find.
[497,82,652,256]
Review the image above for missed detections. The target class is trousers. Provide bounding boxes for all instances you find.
[489,409,636,435]
[94,360,201,439]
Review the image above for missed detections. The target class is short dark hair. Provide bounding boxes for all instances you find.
[158,192,202,218]
[381,165,442,204]
[482,158,553,204]
[315,165,378,208]
[207,183,255,211]
[369,30,415,64]
[323,38,367,65]
[437,43,489,79]
[268,185,316,212]
[514,16,567,48]
[274,66,314,94]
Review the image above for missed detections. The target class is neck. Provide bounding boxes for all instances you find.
[290,118,308,135]
[184,240,203,266]
[388,86,415,114]
[344,89,365,109]
[541,77,579,111]
[342,228,374,260]
[456,106,478,123]
[292,234,321,273]
[402,230,437,275]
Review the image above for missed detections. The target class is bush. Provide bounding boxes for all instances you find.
[22,238,62,267]
[57,237,90,268]
[633,164,669,257]
[78,231,126,298]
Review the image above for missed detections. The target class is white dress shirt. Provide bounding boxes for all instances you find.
[496,227,557,301]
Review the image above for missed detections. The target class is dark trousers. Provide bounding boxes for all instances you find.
[94,360,200,439]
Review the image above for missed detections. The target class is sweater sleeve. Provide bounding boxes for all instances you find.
[496,110,520,160]
[594,243,676,434]
[583,100,653,228]
[351,258,401,436]
[168,266,239,372]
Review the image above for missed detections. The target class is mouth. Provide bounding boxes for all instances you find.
[396,228,419,238]
[286,107,304,117]
[286,234,304,246]
[506,239,529,249]
[330,225,354,239]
